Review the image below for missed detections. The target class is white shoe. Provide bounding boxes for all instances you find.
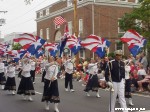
[54,103,59,112]
[86,92,90,96]
[65,88,68,91]
[129,98,134,106]
[23,95,27,100]
[28,96,33,101]
[1,85,4,90]
[70,89,75,92]
[96,94,101,98]
[45,102,49,110]
[12,91,16,95]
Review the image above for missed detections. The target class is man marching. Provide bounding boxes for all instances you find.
[105,50,128,112]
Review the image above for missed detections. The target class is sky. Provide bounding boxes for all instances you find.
[0,0,59,38]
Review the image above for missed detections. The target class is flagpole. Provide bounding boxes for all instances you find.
[73,0,79,66]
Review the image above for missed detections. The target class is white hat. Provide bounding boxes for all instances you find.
[114,50,123,55]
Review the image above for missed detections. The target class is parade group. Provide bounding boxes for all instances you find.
[0,49,150,112]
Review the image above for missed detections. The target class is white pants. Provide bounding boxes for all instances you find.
[110,79,128,112]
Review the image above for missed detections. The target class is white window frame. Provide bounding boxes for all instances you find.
[118,18,125,33]
[46,8,49,16]
[135,0,138,3]
[40,11,43,18]
[68,21,72,35]
[40,29,43,38]
[115,41,124,55]
[79,19,83,33]
[79,48,85,59]
[67,0,72,7]
[46,28,49,40]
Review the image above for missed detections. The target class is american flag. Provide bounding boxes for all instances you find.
[53,16,66,26]
[81,35,111,58]
[120,29,147,57]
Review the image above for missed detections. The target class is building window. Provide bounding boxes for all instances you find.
[79,48,85,59]
[115,41,124,54]
[46,8,49,16]
[40,29,43,38]
[40,11,43,18]
[79,19,83,34]
[68,21,72,35]
[46,28,49,40]
[118,18,125,33]
[67,0,72,7]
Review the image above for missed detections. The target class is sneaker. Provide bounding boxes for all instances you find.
[96,94,101,98]
[33,82,35,84]
[65,88,69,91]
[28,96,33,101]
[70,89,75,92]
[86,92,90,96]
[12,91,16,95]
[45,105,49,110]
[23,96,27,100]
[54,108,59,112]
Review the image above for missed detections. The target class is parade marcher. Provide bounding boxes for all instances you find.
[124,60,134,106]
[4,61,16,95]
[64,56,75,92]
[30,57,36,84]
[17,58,35,101]
[105,50,128,112]
[0,58,6,89]
[40,57,48,82]
[41,56,60,112]
[84,58,100,98]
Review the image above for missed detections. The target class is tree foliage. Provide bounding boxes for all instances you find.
[12,43,22,50]
[119,0,150,57]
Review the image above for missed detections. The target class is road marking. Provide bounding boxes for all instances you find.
[35,91,42,95]
[132,93,150,98]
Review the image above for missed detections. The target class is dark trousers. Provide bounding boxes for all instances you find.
[65,72,73,89]
[30,70,35,82]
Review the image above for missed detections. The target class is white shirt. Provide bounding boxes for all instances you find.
[44,63,58,81]
[88,63,98,75]
[64,60,74,74]
[22,64,31,77]
[137,69,147,76]
[125,65,131,79]
[0,62,4,73]
[7,66,15,78]
[30,61,36,70]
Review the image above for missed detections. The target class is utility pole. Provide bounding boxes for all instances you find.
[73,0,79,66]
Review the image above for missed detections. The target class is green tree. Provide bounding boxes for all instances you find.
[119,0,150,57]
[12,43,22,50]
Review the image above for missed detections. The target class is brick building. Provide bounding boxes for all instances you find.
[36,0,139,59]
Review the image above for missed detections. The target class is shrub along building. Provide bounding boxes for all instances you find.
[36,0,139,59]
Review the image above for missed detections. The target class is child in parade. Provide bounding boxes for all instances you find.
[17,58,35,101]
[4,61,16,95]
[41,56,60,112]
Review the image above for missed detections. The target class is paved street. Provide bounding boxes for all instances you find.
[0,76,150,112]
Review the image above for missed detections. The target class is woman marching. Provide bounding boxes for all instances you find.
[84,58,100,98]
[41,56,60,112]
[17,58,35,101]
[4,61,16,95]
[125,60,134,106]
[0,58,6,89]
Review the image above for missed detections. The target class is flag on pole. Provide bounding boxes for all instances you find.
[81,34,111,58]
[120,29,147,57]
[53,16,66,26]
